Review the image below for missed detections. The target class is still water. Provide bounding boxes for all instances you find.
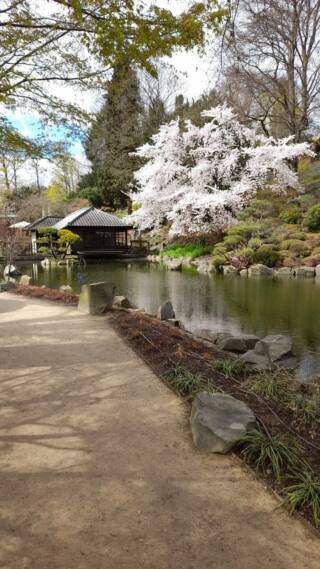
[20,260,320,382]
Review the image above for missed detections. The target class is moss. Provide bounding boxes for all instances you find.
[253,245,280,267]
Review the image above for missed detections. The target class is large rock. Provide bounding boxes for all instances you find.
[223,265,238,275]
[78,281,115,315]
[19,274,32,286]
[163,258,182,271]
[113,295,132,309]
[316,264,320,277]
[197,261,213,274]
[190,391,256,453]
[248,264,274,277]
[219,334,259,353]
[239,269,248,277]
[276,267,293,277]
[294,266,315,277]
[241,334,296,370]
[256,334,293,362]
[158,300,175,321]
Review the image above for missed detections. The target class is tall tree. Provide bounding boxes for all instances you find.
[85,62,143,208]
[223,0,320,140]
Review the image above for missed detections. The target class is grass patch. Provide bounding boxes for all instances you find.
[213,358,246,378]
[160,243,212,259]
[167,365,206,396]
[291,393,320,427]
[240,429,305,481]
[283,469,320,526]
[246,369,293,402]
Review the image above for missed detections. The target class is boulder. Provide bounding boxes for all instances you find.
[190,391,256,453]
[240,269,248,277]
[316,264,320,277]
[163,258,182,271]
[19,274,32,286]
[241,334,296,370]
[158,300,175,321]
[248,264,274,277]
[197,261,212,274]
[59,285,73,293]
[78,281,115,315]
[0,280,16,292]
[294,266,315,277]
[113,295,132,309]
[223,265,238,275]
[219,334,259,353]
[256,334,293,362]
[276,267,293,277]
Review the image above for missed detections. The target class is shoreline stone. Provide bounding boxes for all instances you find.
[78,281,115,315]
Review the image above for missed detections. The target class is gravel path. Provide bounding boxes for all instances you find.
[0,292,319,569]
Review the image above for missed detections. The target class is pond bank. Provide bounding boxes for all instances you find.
[1,291,320,567]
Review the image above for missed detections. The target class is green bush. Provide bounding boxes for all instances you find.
[211,254,226,269]
[281,239,311,257]
[227,222,261,240]
[280,205,303,224]
[232,247,254,268]
[243,199,276,220]
[287,231,305,241]
[223,234,245,250]
[253,244,280,267]
[248,237,262,250]
[213,244,227,255]
[303,204,320,231]
[283,469,320,526]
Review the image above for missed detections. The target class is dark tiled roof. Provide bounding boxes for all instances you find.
[53,207,131,229]
[26,216,63,230]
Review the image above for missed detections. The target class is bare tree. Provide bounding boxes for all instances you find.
[223,0,320,140]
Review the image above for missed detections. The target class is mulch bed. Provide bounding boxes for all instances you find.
[110,309,320,528]
[12,285,79,306]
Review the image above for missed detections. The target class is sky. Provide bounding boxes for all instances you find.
[4,0,216,186]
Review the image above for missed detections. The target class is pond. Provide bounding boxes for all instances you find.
[18,259,320,382]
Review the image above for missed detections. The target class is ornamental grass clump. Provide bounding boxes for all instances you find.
[283,470,320,526]
[291,393,320,427]
[213,358,246,378]
[168,366,205,396]
[240,429,305,481]
[246,369,293,402]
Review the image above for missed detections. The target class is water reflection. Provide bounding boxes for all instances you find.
[19,260,320,378]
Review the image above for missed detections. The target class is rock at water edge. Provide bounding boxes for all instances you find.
[157,300,175,321]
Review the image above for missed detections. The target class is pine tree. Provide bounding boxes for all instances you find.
[85,63,143,209]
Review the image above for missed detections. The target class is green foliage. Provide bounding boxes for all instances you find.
[231,247,254,268]
[240,430,305,481]
[246,369,293,402]
[253,244,280,267]
[280,205,303,224]
[227,223,261,240]
[281,239,311,256]
[213,244,227,255]
[303,204,320,231]
[291,394,320,426]
[244,199,276,220]
[213,358,246,378]
[168,366,204,396]
[79,187,103,208]
[211,254,226,269]
[160,243,212,258]
[248,237,262,250]
[37,227,81,259]
[223,234,244,250]
[283,470,320,526]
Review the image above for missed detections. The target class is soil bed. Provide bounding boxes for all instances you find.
[12,285,79,305]
[110,309,320,529]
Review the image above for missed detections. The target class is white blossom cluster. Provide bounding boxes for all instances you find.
[128,105,313,235]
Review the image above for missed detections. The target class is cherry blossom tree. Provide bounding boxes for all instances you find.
[128,105,313,235]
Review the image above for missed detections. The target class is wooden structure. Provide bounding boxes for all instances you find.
[26,215,63,254]
[26,207,136,257]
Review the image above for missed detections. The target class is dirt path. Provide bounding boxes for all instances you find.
[0,292,319,569]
